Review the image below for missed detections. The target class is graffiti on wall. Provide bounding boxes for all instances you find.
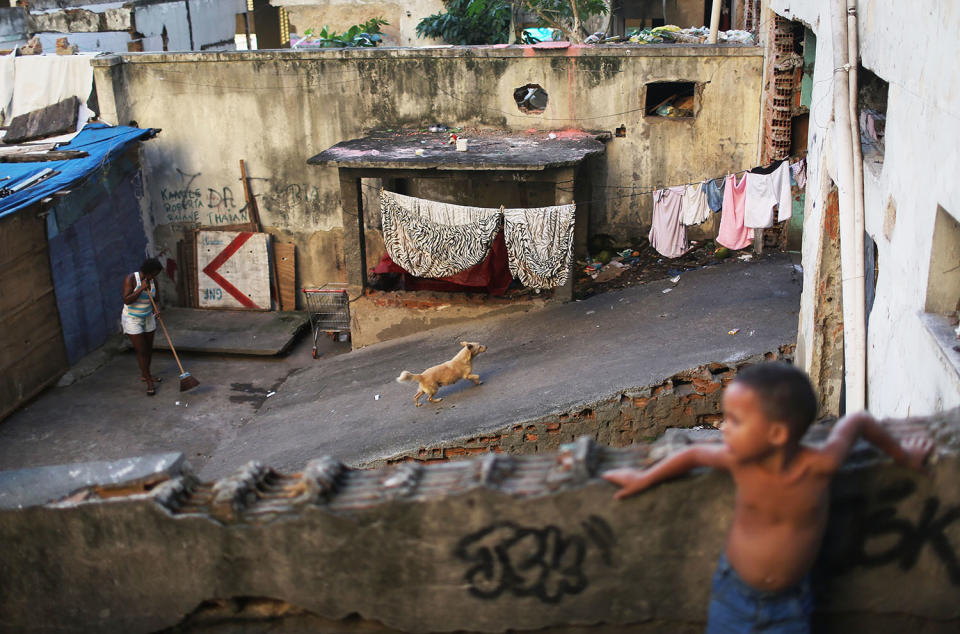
[454,515,616,604]
[158,169,324,226]
[826,479,960,585]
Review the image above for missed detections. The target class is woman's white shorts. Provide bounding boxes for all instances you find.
[121,312,156,335]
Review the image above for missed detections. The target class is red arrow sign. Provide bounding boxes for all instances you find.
[201,231,261,309]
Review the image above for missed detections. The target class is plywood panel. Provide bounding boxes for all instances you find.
[0,209,67,420]
[275,242,296,311]
[0,207,46,269]
[0,334,67,421]
[196,231,271,310]
[0,288,60,370]
[0,247,52,314]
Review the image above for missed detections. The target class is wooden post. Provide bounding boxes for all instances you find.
[338,169,367,291]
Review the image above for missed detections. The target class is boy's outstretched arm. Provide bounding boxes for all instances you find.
[821,411,933,473]
[603,445,731,500]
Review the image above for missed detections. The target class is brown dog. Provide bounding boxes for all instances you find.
[396,341,486,407]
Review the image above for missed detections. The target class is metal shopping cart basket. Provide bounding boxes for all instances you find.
[302,284,350,358]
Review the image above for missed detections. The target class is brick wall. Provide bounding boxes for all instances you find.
[380,346,795,466]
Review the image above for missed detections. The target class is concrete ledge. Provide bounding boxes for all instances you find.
[0,452,183,510]
[89,43,764,67]
[1,410,958,633]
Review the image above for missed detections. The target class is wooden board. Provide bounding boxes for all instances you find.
[0,209,68,420]
[196,230,271,310]
[274,242,296,311]
[4,96,79,144]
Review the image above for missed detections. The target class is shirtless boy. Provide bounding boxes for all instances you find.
[604,362,932,633]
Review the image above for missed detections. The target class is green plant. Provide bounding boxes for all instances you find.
[416,0,512,45]
[417,1,608,46]
[304,17,389,47]
[521,0,609,43]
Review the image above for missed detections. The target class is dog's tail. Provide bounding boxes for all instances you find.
[396,370,419,383]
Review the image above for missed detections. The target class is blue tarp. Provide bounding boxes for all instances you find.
[0,123,154,219]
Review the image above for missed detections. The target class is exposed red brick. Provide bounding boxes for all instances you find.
[525,433,538,442]
[633,397,650,408]
[444,448,466,457]
[545,422,561,432]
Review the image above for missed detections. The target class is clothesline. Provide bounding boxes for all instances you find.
[350,155,806,210]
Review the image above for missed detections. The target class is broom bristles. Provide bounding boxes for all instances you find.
[179,372,200,392]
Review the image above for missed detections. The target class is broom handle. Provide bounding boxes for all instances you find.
[148,294,187,375]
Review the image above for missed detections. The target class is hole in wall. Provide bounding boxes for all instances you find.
[644,81,697,118]
[513,84,549,114]
[615,124,626,137]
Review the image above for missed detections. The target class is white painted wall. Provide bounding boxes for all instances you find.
[770,0,960,416]
[188,0,246,49]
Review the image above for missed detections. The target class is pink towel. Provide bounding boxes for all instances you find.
[717,173,753,250]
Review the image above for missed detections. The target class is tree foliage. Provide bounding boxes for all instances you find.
[417,1,608,45]
[416,0,513,45]
[303,17,389,47]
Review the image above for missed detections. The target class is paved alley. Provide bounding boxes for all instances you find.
[0,255,801,480]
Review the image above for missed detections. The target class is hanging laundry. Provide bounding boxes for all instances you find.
[705,177,725,212]
[717,173,752,250]
[680,181,711,225]
[790,158,807,189]
[648,186,688,258]
[502,204,577,289]
[744,161,792,228]
[380,190,501,279]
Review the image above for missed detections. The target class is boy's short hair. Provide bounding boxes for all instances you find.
[140,258,163,276]
[733,362,818,441]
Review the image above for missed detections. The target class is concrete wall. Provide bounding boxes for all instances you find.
[1,410,958,633]
[91,45,763,307]
[0,6,29,48]
[769,0,960,417]
[273,0,446,47]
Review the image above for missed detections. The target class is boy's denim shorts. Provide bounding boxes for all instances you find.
[706,554,813,634]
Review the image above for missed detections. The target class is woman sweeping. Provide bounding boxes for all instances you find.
[121,258,164,395]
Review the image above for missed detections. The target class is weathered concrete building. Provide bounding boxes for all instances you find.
[25,0,245,53]
[762,0,960,418]
[91,44,764,318]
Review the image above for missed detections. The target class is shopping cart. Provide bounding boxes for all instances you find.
[302,284,350,358]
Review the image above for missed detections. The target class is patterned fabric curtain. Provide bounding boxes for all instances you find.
[380,190,501,279]
[502,204,576,289]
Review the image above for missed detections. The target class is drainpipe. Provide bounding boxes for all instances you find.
[830,0,866,411]
[847,0,867,403]
[708,0,722,44]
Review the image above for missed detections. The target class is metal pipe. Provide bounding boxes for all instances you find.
[847,0,867,404]
[830,0,866,411]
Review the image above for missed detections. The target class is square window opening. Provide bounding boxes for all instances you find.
[644,82,697,119]
[858,66,888,168]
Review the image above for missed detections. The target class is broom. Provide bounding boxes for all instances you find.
[148,295,200,392]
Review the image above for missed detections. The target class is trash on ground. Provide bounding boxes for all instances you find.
[670,275,681,284]
[728,328,740,335]
[266,391,276,398]
[374,394,380,401]
[739,254,753,261]
[662,288,673,294]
